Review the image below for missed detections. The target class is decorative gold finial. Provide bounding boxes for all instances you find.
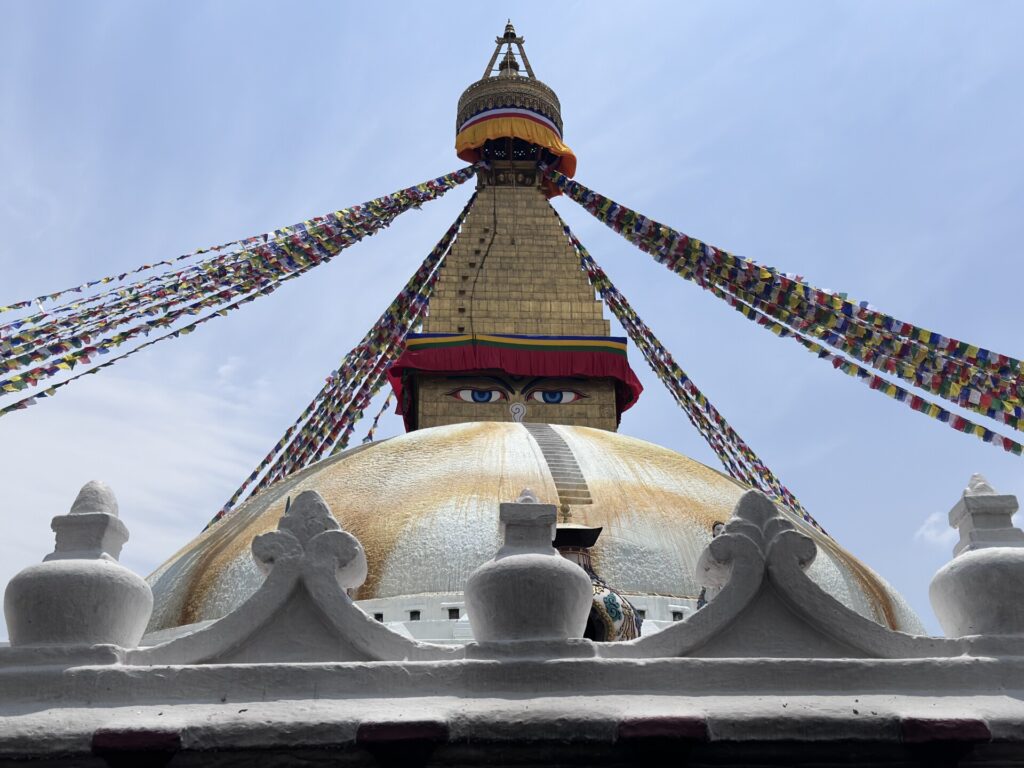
[482,20,535,79]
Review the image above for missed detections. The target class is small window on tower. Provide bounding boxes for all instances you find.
[671,611,683,622]
[636,609,646,620]
[448,608,460,620]
[457,326,465,333]
[373,613,384,622]
[458,307,466,314]
[474,249,481,255]
[468,262,476,268]
[409,610,421,622]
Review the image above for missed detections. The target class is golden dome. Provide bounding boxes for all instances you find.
[147,422,923,634]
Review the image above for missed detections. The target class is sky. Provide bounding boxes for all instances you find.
[1,1,1022,639]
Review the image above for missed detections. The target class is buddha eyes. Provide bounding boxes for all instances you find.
[528,390,585,404]
[446,388,585,404]
[450,388,507,403]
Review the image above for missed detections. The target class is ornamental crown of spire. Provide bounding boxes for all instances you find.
[455,22,566,155]
[484,20,536,79]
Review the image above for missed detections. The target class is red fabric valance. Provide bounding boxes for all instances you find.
[387,334,643,431]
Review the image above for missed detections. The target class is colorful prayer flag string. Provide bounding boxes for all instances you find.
[0,167,477,318]
[547,169,1024,445]
[683,263,1024,458]
[360,391,395,445]
[553,210,823,534]
[0,166,477,414]
[3,166,476,354]
[205,194,475,528]
[236,228,453,498]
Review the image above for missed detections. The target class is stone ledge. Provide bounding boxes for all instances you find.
[3,657,1024,708]
[0,694,1021,764]
[0,643,125,669]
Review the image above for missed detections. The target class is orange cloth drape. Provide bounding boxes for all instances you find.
[456,115,577,193]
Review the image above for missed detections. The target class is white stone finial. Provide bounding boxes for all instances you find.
[948,474,1022,556]
[930,474,1024,638]
[47,481,130,562]
[965,473,997,496]
[516,488,539,504]
[68,480,119,516]
[3,481,153,648]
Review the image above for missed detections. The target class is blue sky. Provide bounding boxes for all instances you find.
[1,1,1022,638]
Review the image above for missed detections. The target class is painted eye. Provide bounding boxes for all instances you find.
[528,390,585,404]
[450,388,507,403]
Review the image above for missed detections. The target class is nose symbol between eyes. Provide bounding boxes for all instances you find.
[510,403,527,423]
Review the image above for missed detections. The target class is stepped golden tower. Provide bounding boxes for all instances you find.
[388,22,640,433]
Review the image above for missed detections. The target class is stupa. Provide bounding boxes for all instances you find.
[2,22,1023,767]
[144,23,923,643]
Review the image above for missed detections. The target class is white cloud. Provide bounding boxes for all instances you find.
[914,512,957,549]
[216,355,242,384]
